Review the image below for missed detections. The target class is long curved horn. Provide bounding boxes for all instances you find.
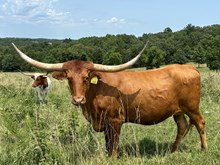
[12,41,148,72]
[12,43,63,71]
[19,70,48,77]
[19,70,34,77]
[92,41,148,72]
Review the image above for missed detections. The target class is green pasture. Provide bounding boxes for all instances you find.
[0,68,220,165]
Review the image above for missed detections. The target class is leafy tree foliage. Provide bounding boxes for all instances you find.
[206,35,220,70]
[1,24,220,71]
[172,49,188,64]
[2,53,18,71]
[103,51,122,65]
[163,27,173,33]
[145,46,165,69]
[193,44,206,67]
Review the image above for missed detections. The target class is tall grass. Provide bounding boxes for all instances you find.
[0,70,219,164]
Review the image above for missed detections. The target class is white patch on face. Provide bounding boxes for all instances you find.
[33,75,38,80]
[33,73,42,80]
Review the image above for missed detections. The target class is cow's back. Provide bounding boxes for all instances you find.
[88,64,201,125]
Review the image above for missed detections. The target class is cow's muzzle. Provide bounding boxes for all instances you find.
[72,96,86,105]
[32,84,37,88]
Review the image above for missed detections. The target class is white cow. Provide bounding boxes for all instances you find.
[21,72,51,104]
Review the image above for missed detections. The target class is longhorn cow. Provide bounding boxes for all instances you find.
[20,72,51,104]
[12,43,207,159]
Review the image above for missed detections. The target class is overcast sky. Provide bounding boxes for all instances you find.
[0,0,219,39]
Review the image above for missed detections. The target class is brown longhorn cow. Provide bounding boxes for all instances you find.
[12,43,207,159]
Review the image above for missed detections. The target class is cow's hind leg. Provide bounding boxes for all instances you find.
[187,111,208,150]
[171,113,188,152]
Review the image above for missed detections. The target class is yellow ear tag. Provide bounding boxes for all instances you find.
[90,76,98,84]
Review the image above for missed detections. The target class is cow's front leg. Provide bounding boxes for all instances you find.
[35,89,42,104]
[104,121,122,160]
[43,91,48,104]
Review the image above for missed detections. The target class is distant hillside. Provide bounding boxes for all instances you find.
[1,24,220,71]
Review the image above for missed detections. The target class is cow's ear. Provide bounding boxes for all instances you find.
[52,71,67,81]
[88,71,101,85]
[88,71,101,79]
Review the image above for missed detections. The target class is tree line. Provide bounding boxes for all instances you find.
[1,24,220,72]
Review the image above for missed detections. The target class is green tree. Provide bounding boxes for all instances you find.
[206,36,220,70]
[145,46,165,69]
[2,53,19,71]
[184,24,196,35]
[193,44,206,67]
[163,27,172,33]
[91,48,103,64]
[103,51,122,65]
[160,39,176,64]
[171,49,188,64]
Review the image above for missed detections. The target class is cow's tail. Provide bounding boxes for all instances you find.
[183,118,194,138]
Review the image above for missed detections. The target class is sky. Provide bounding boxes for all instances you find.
[0,0,219,39]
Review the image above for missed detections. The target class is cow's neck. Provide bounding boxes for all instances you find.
[42,79,48,89]
[81,102,106,132]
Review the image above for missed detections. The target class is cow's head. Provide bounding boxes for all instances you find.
[51,60,99,104]
[31,74,48,88]
[20,72,48,88]
[12,42,148,105]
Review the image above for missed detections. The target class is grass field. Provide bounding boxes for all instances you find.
[0,68,220,165]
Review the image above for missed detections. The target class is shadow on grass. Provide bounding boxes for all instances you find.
[118,137,188,158]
